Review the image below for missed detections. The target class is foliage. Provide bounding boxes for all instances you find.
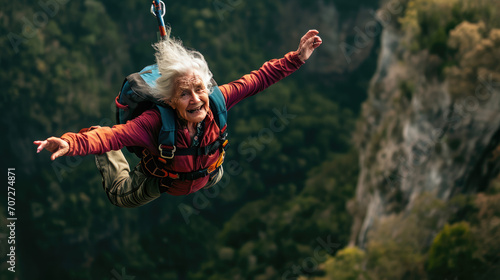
[427,222,480,280]
[446,21,500,98]
[363,193,449,280]
[427,192,500,279]
[314,191,500,280]
[470,193,500,278]
[191,151,360,279]
[323,246,367,280]
[399,0,500,57]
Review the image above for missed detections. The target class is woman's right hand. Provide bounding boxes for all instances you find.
[296,29,322,62]
[33,137,69,160]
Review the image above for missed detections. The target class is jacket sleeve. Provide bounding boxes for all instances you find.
[61,109,161,156]
[219,51,304,110]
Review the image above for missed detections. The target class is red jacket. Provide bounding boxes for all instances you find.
[61,51,304,195]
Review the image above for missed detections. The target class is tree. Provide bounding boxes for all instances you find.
[324,246,366,280]
[427,222,481,280]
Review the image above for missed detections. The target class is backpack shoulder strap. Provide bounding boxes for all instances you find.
[157,104,177,149]
[208,87,227,130]
[116,64,170,157]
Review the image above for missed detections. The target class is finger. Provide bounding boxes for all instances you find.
[305,34,319,43]
[312,36,323,48]
[302,30,319,42]
[50,151,60,161]
[35,141,47,153]
[303,35,321,51]
[305,29,319,37]
[51,150,62,161]
[51,147,68,160]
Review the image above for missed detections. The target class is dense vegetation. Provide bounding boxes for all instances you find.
[1,0,498,279]
[1,0,374,279]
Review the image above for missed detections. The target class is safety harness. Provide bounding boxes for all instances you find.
[115,63,229,181]
[140,129,228,181]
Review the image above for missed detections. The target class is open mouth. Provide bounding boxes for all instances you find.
[187,105,204,114]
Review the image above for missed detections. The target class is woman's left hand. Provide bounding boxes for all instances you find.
[297,29,322,63]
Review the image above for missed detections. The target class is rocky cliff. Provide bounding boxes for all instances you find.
[349,4,500,247]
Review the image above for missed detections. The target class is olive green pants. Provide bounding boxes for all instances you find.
[95,149,224,208]
[95,150,161,208]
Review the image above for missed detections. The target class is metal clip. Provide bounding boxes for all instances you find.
[159,145,176,159]
[150,0,166,17]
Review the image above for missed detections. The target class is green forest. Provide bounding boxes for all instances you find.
[1,0,499,279]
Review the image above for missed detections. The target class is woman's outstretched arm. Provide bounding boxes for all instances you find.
[220,29,322,110]
[34,109,162,160]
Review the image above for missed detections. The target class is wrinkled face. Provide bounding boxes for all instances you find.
[168,71,210,124]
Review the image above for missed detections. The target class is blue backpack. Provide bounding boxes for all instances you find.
[115,64,228,158]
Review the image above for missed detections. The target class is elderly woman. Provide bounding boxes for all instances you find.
[34,29,322,207]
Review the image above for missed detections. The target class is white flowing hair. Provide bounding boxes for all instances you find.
[152,31,214,101]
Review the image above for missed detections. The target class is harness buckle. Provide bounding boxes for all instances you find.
[220,131,228,141]
[159,145,176,159]
[208,150,225,173]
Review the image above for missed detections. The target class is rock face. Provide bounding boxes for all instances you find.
[349,21,500,247]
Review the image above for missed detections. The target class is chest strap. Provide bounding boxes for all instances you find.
[141,142,227,181]
[158,128,228,159]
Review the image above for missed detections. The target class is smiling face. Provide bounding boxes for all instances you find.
[168,71,210,125]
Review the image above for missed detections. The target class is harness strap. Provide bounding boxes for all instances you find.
[141,144,227,181]
[159,131,228,158]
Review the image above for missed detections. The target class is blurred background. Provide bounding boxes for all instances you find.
[1,0,499,279]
